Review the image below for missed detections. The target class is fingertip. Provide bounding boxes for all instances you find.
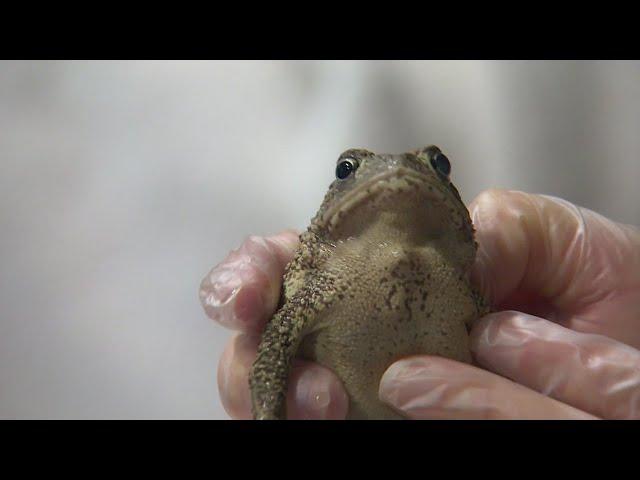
[468,311,514,348]
[380,355,431,385]
[379,355,490,419]
[200,230,300,334]
[269,229,301,258]
[287,361,349,420]
[468,187,510,214]
[469,189,532,306]
[468,311,533,370]
[379,356,447,405]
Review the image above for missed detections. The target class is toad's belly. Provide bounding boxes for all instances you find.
[298,292,474,420]
[293,245,481,419]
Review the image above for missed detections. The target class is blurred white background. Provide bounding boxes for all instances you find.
[0,60,638,419]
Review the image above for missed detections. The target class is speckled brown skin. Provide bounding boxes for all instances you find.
[249,146,489,420]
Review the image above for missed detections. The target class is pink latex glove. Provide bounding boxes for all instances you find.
[200,190,640,419]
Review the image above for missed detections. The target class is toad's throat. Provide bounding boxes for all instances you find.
[320,168,456,229]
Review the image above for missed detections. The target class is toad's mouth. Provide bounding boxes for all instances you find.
[320,167,463,230]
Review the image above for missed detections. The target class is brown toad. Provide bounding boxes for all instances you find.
[249,146,489,419]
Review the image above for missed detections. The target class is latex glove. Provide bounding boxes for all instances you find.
[200,190,640,419]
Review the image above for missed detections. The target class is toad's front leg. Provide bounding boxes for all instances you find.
[249,285,327,420]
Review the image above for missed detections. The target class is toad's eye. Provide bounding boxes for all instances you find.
[336,158,358,179]
[430,152,451,178]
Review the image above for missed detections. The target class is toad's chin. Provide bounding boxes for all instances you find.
[320,168,466,234]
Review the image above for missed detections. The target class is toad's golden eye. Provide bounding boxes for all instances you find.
[430,152,451,178]
[336,158,358,179]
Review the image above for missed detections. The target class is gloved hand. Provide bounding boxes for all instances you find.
[200,190,640,419]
